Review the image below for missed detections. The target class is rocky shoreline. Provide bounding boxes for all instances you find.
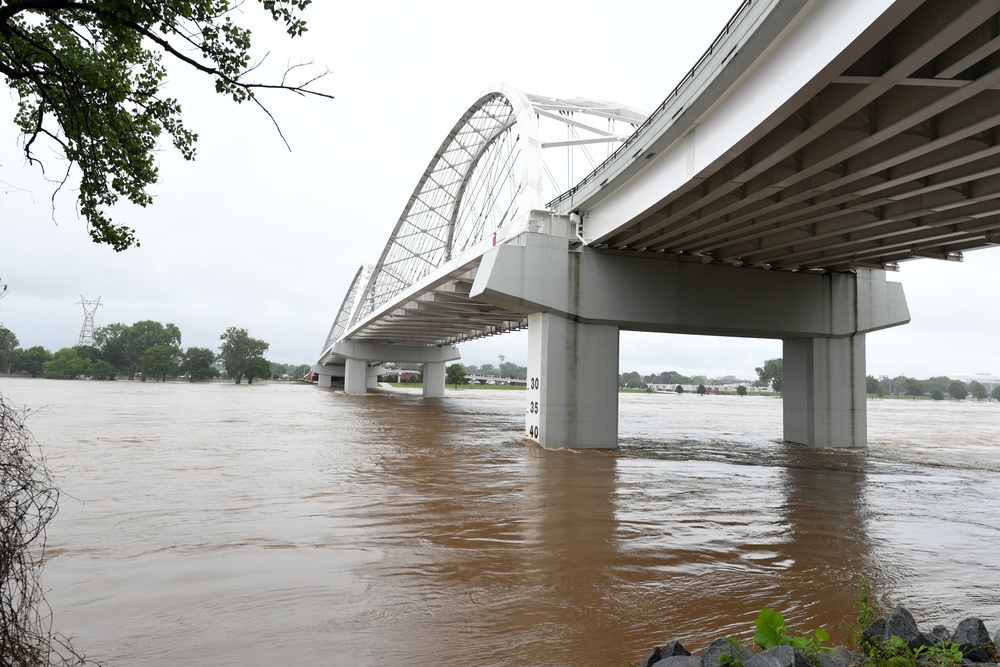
[638,608,999,667]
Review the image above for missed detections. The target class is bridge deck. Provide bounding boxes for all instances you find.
[557,0,1000,272]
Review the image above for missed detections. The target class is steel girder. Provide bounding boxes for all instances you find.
[557,0,1000,273]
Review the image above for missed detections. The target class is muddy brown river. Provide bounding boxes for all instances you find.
[1,377,998,666]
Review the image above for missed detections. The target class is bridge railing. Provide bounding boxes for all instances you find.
[546,0,754,209]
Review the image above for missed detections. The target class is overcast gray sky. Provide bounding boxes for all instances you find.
[1,1,997,381]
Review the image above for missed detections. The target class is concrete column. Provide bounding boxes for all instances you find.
[783,335,866,447]
[526,312,619,449]
[344,358,368,395]
[423,361,446,397]
[317,374,334,388]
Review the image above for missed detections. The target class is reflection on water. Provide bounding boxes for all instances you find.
[1,377,998,666]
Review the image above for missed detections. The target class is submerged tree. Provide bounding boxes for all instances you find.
[0,393,89,664]
[0,326,18,373]
[903,378,924,400]
[969,380,988,402]
[948,380,968,401]
[244,356,272,385]
[181,347,219,381]
[755,358,783,393]
[139,344,181,382]
[1,0,333,250]
[218,327,269,384]
[8,346,52,378]
[446,363,466,389]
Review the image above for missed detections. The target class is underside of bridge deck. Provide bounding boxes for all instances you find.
[569,0,1000,271]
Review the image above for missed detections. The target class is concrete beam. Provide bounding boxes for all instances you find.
[331,340,461,364]
[471,233,909,339]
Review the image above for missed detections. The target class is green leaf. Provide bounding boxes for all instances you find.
[753,608,786,649]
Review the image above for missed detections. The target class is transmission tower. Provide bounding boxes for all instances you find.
[77,296,102,346]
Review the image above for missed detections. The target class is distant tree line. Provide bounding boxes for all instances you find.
[619,370,753,390]
[0,321,310,385]
[463,362,528,379]
[868,374,998,402]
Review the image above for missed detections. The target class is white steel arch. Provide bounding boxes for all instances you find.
[345,85,645,335]
[322,264,371,353]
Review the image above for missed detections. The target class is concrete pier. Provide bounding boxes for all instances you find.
[313,340,459,398]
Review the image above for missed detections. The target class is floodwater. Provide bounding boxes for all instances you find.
[1,377,998,666]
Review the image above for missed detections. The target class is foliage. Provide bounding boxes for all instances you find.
[8,346,52,377]
[736,385,747,396]
[752,607,831,654]
[446,363,466,388]
[675,384,684,394]
[267,361,311,381]
[644,370,705,386]
[139,344,181,382]
[922,376,952,396]
[94,320,181,380]
[244,356,271,384]
[1,0,332,250]
[218,326,269,384]
[903,378,923,399]
[930,389,944,401]
[0,326,18,372]
[849,580,963,667]
[876,383,887,399]
[619,371,647,389]
[181,347,219,381]
[993,385,1000,401]
[969,380,988,402]
[717,637,750,667]
[697,383,707,395]
[947,381,967,401]
[887,375,909,395]
[755,358,783,392]
[72,345,101,364]
[42,347,89,379]
[0,393,90,664]
[867,635,964,667]
[88,360,118,380]
[866,375,880,396]
[848,578,879,650]
[499,361,527,379]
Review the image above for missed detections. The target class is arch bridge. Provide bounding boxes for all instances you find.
[317,0,1000,449]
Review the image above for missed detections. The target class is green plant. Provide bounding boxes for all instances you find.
[848,578,880,650]
[914,641,964,667]
[753,608,832,654]
[718,636,747,667]
[868,636,964,667]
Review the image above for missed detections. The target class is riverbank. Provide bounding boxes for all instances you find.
[636,607,1000,667]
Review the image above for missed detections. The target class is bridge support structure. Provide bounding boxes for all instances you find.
[472,233,909,449]
[526,312,620,449]
[313,341,460,398]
